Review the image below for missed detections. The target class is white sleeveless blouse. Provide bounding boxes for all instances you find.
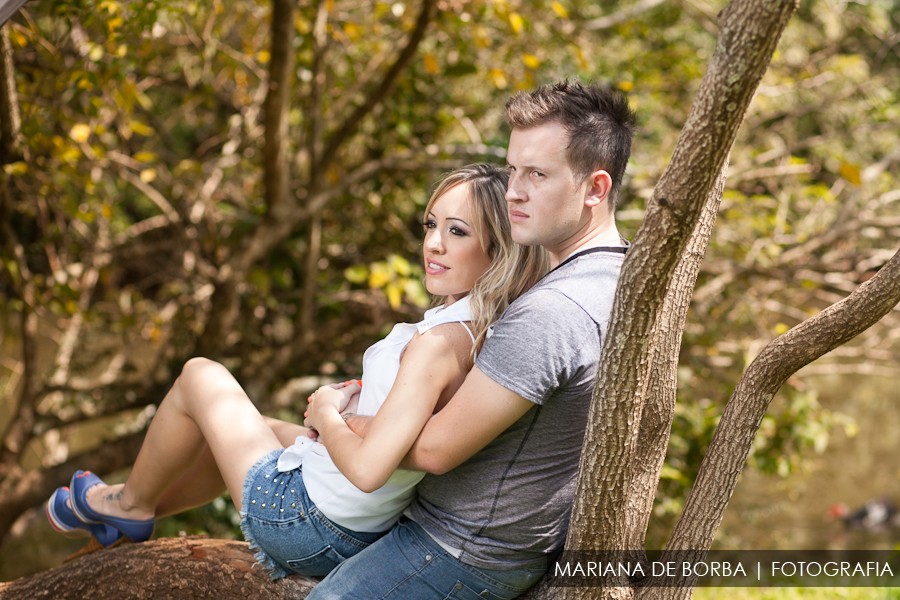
[278,297,473,533]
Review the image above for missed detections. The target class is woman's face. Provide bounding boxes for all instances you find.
[423,183,492,305]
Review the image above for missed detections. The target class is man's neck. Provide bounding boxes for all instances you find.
[549,223,623,268]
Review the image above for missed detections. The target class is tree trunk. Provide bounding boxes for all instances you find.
[624,166,727,552]
[561,0,799,597]
[0,537,316,599]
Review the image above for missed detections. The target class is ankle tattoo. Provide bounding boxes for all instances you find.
[103,490,123,503]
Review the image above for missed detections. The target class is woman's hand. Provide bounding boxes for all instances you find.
[328,379,362,413]
[304,380,361,431]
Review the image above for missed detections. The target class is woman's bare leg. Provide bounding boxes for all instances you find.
[154,416,311,517]
[83,357,286,518]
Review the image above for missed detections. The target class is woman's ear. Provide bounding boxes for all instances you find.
[584,169,612,208]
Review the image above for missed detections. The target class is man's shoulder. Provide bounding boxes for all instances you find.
[505,252,623,324]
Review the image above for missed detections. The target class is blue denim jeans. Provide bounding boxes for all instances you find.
[240,450,384,579]
[307,517,547,599]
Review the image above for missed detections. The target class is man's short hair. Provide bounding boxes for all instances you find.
[505,80,637,207]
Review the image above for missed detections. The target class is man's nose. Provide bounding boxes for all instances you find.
[506,174,524,203]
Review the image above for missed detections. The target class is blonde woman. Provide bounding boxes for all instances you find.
[46,164,548,580]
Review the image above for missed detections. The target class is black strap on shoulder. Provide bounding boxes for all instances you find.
[552,243,629,273]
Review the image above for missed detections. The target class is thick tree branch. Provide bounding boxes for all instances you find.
[0,219,37,466]
[0,537,316,599]
[660,246,900,593]
[302,0,328,171]
[262,0,294,217]
[0,25,22,163]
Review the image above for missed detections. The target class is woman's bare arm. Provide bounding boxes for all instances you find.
[306,322,472,492]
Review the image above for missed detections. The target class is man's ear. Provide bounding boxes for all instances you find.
[584,169,612,208]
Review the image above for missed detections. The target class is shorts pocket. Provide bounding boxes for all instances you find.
[286,545,347,578]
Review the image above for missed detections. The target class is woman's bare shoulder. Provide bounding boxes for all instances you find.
[404,321,474,361]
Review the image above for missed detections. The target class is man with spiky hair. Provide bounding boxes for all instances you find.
[311,80,637,599]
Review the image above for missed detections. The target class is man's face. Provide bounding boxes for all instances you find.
[505,121,590,260]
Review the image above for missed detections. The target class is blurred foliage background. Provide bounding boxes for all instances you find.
[1,0,897,579]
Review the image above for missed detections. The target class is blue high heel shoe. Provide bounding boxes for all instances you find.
[46,486,123,547]
[69,470,155,543]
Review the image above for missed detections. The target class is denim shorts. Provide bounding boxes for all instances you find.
[240,449,385,580]
[308,517,547,599]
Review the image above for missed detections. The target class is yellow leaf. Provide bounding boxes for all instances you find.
[134,151,157,163]
[385,283,402,309]
[838,162,861,186]
[3,162,28,175]
[89,44,104,62]
[773,323,790,335]
[257,50,271,64]
[571,44,588,70]
[617,80,634,92]
[389,254,412,276]
[551,1,569,18]
[490,68,508,89]
[522,54,541,69]
[344,265,369,284]
[423,53,439,75]
[60,147,81,163]
[99,0,120,14]
[101,203,113,219]
[69,124,92,143]
[344,22,361,40]
[140,168,157,183]
[368,264,390,288]
[508,12,524,35]
[130,121,154,136]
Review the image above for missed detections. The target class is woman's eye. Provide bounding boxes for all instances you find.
[531,170,545,178]
[449,226,467,237]
[423,219,436,230]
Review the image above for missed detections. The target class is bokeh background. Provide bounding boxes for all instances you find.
[1,0,897,593]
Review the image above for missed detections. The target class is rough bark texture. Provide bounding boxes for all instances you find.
[561,0,799,597]
[0,537,316,599]
[623,166,727,552]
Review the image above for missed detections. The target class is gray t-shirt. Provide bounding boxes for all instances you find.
[407,248,625,570]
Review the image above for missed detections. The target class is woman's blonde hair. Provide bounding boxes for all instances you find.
[424,164,549,356]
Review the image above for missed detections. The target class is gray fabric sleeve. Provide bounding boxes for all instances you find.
[475,289,597,405]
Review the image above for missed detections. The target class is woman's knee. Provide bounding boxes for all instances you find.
[174,357,235,404]
[181,356,226,377]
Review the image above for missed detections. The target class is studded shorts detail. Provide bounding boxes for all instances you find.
[240,449,385,579]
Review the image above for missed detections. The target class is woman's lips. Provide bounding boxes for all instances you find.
[425,260,449,275]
